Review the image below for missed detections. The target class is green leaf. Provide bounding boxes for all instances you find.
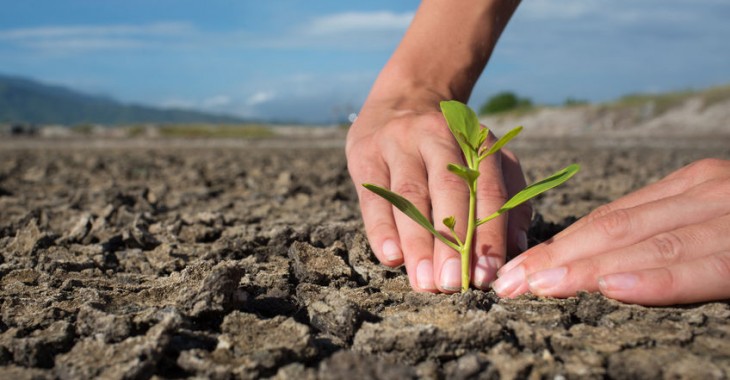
[477,164,580,225]
[477,128,489,150]
[480,126,523,160]
[443,215,456,230]
[447,163,480,183]
[362,183,459,250]
[440,100,481,162]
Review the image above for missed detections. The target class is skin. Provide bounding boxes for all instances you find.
[348,0,730,305]
[346,0,526,293]
[492,158,730,305]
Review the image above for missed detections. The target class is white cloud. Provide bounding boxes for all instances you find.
[245,91,276,106]
[0,22,196,53]
[307,11,414,35]
[0,22,194,39]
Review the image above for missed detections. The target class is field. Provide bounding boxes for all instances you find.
[1,134,729,379]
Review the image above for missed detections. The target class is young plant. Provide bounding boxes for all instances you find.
[363,100,579,293]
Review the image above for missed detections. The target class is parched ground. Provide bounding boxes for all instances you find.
[0,136,729,379]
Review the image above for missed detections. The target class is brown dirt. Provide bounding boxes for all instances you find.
[0,136,729,379]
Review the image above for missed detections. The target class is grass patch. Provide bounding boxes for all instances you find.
[700,84,730,109]
[609,89,695,116]
[157,124,276,139]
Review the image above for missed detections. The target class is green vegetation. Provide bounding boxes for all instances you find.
[609,89,694,116]
[363,100,579,292]
[479,91,533,115]
[157,124,276,139]
[71,124,94,135]
[604,84,730,116]
[563,97,589,107]
[700,84,730,109]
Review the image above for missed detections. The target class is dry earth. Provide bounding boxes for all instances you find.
[0,135,729,379]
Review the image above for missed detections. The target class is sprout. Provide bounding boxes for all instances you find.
[363,100,579,292]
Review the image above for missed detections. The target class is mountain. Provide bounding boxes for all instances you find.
[0,74,247,125]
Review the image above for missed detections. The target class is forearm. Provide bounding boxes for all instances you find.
[365,0,520,111]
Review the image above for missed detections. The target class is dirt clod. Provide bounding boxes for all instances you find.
[0,138,728,378]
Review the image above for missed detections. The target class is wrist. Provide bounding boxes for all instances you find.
[363,63,463,115]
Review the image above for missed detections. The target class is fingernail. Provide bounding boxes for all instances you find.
[440,257,462,292]
[416,260,436,291]
[474,256,500,289]
[492,265,525,296]
[527,266,567,293]
[599,273,638,291]
[382,239,402,261]
[516,230,528,252]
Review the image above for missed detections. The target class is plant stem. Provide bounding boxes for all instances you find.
[461,184,477,292]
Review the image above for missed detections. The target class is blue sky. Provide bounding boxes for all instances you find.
[1,0,729,123]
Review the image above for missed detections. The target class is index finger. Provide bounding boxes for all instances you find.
[472,138,509,289]
[349,153,404,267]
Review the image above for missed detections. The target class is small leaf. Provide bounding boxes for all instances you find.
[477,164,580,226]
[477,128,489,150]
[362,183,459,250]
[443,215,456,229]
[447,163,480,183]
[440,100,481,161]
[480,126,523,160]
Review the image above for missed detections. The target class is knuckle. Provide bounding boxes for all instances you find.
[476,178,508,203]
[392,181,430,203]
[431,171,470,195]
[593,208,632,238]
[709,251,730,278]
[588,204,615,222]
[647,232,684,265]
[681,158,730,179]
[366,219,393,240]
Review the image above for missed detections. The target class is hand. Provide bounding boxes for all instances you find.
[493,158,730,305]
[346,98,531,292]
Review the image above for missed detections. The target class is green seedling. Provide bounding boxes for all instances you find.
[363,100,579,293]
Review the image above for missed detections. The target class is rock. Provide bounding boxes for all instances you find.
[288,241,352,286]
[54,313,179,380]
[296,283,365,342]
[3,321,73,368]
[317,350,417,379]
[75,304,132,343]
[177,311,317,379]
[353,304,501,364]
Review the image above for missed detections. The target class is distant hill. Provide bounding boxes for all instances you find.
[0,74,246,125]
[480,84,730,137]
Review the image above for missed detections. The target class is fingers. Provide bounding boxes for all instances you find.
[501,148,531,257]
[386,146,438,292]
[494,188,730,298]
[421,136,470,293]
[599,251,730,306]
[349,151,405,267]
[527,213,730,298]
[554,158,730,239]
[472,134,509,289]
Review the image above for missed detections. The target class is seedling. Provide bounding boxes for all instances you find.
[363,100,579,292]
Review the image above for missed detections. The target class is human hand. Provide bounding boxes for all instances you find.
[493,158,730,305]
[346,98,531,293]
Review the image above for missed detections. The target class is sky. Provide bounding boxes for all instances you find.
[1,0,729,124]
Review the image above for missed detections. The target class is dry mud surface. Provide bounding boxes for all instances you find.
[1,136,729,379]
